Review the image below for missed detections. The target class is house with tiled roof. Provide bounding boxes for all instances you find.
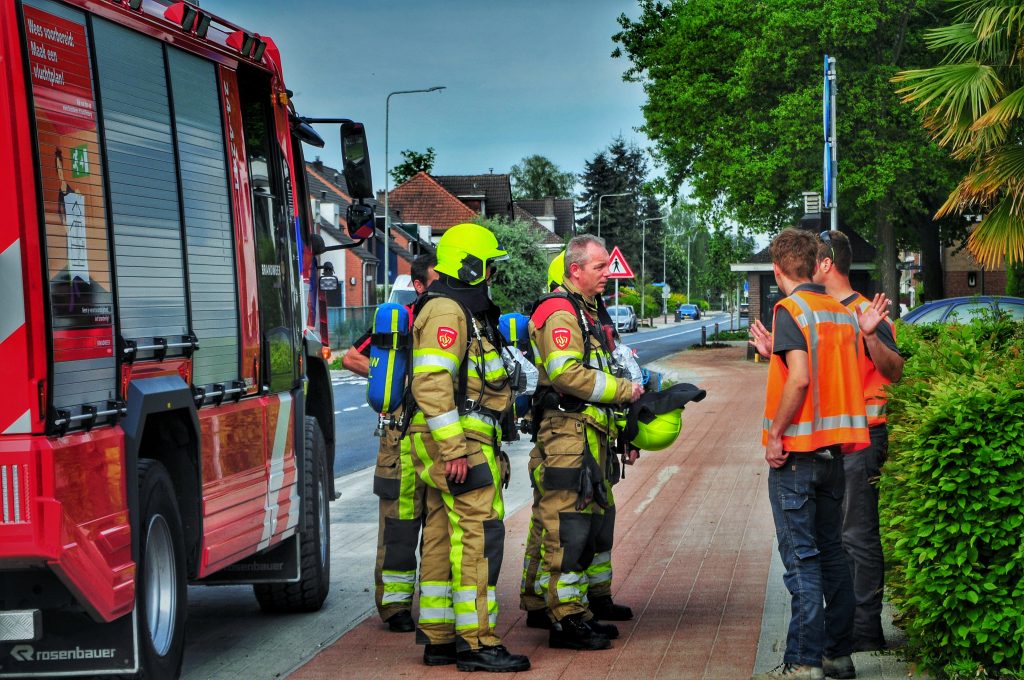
[516,197,576,239]
[730,192,877,329]
[387,171,563,252]
[433,173,515,221]
[307,159,435,304]
[385,171,478,238]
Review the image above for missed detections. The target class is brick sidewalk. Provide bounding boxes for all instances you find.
[291,346,778,679]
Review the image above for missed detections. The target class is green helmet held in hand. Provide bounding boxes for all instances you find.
[434,223,508,286]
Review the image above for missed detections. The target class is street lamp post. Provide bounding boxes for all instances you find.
[596,192,631,239]
[640,215,665,324]
[383,86,445,302]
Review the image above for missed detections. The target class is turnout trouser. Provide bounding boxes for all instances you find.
[411,432,506,651]
[373,429,426,621]
[533,415,608,621]
[586,481,616,600]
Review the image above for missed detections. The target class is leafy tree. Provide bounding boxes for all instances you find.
[893,0,1024,268]
[477,216,548,314]
[389,147,436,186]
[577,136,662,282]
[612,0,967,303]
[696,223,757,306]
[510,155,576,199]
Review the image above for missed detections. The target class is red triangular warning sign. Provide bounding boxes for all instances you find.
[606,246,634,279]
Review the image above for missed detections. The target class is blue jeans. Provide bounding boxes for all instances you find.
[769,449,855,666]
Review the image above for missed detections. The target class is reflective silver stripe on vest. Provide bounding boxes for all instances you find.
[763,413,869,437]
[866,403,886,417]
[427,409,460,431]
[546,353,577,374]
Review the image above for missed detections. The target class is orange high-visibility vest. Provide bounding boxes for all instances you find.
[846,293,895,427]
[762,289,870,453]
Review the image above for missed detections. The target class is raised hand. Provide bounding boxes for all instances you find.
[748,319,773,359]
[857,293,891,337]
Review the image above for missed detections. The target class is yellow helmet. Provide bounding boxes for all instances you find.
[547,251,566,291]
[630,409,682,451]
[434,223,508,285]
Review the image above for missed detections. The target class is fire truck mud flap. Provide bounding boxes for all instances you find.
[0,609,137,676]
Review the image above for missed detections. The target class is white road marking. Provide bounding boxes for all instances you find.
[343,406,358,412]
[634,465,679,514]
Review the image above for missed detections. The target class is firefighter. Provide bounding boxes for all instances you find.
[528,235,643,650]
[342,254,437,633]
[521,250,635,635]
[407,223,530,672]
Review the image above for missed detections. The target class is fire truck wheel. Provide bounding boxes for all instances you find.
[253,416,331,612]
[136,459,187,680]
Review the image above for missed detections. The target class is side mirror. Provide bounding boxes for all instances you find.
[340,121,373,199]
[346,202,375,240]
[319,261,339,291]
[310,233,327,256]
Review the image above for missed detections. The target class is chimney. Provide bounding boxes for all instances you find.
[543,196,555,217]
[313,156,323,171]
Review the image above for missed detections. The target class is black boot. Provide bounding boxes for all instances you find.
[525,609,551,629]
[549,613,611,650]
[423,642,457,666]
[386,610,415,632]
[455,645,531,673]
[590,595,633,621]
[586,618,619,640]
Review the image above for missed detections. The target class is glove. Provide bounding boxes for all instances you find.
[498,449,511,489]
[575,463,595,511]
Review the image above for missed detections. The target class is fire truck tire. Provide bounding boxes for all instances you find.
[135,459,188,680]
[253,416,331,612]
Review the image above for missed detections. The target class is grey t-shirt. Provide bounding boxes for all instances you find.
[840,293,900,359]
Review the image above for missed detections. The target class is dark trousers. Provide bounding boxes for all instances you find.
[769,450,855,666]
[842,424,888,645]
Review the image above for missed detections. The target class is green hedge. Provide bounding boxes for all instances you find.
[882,317,1024,678]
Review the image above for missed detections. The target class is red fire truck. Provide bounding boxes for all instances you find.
[0,0,376,676]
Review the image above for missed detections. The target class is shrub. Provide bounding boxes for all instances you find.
[882,317,1024,677]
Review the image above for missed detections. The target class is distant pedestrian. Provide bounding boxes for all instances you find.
[815,230,903,652]
[749,227,870,680]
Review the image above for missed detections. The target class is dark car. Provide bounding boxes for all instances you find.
[901,296,1024,324]
[675,303,701,321]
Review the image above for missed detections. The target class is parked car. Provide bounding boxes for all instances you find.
[901,295,1024,324]
[675,303,701,321]
[607,304,638,333]
[739,302,749,318]
[388,274,418,306]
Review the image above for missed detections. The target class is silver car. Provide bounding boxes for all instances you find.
[606,304,638,333]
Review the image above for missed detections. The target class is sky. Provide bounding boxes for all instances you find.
[208,0,652,194]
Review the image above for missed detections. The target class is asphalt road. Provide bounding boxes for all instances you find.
[179,310,747,679]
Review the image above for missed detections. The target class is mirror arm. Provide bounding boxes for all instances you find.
[320,240,366,252]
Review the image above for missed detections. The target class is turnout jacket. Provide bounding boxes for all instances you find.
[530,280,634,433]
[409,295,512,462]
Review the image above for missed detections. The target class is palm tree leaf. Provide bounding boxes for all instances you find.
[894,63,1003,144]
[925,23,982,63]
[973,85,1024,129]
[973,146,1024,189]
[968,198,1024,267]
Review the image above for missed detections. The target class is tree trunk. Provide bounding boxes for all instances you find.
[875,201,900,313]
[915,218,944,302]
